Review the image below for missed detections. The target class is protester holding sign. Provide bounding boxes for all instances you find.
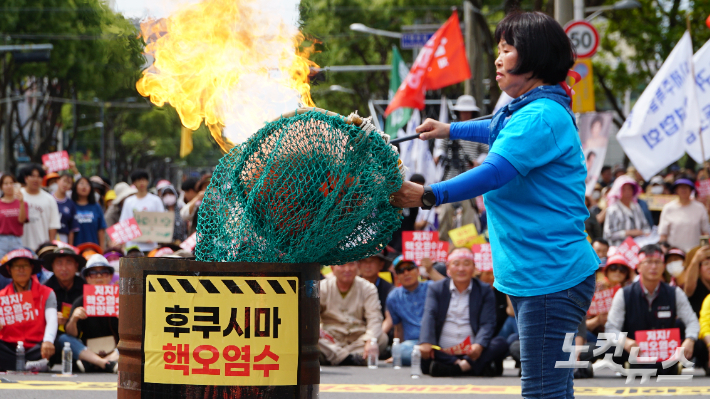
[0,249,57,372]
[65,254,118,373]
[18,164,61,251]
[603,175,651,247]
[71,177,108,248]
[658,179,710,253]
[604,245,698,375]
[586,255,633,340]
[118,170,164,253]
[390,12,597,394]
[0,174,27,259]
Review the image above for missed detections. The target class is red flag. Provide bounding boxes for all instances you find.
[384,12,471,116]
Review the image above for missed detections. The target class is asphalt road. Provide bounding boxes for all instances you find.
[1,361,709,398]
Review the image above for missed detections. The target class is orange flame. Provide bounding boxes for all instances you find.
[136,0,317,151]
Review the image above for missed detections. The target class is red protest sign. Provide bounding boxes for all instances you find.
[180,232,197,252]
[472,244,493,272]
[615,237,640,269]
[635,328,681,362]
[402,231,446,264]
[83,285,119,317]
[0,291,36,327]
[440,336,472,356]
[41,151,70,173]
[434,241,448,263]
[587,286,620,316]
[697,180,710,202]
[107,218,142,245]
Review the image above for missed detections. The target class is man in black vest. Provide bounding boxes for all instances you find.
[605,244,699,374]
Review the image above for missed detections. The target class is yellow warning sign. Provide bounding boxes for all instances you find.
[571,58,595,113]
[143,274,299,386]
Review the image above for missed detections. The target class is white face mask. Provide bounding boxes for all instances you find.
[592,190,601,200]
[650,185,664,195]
[48,183,58,193]
[666,260,684,277]
[163,194,177,207]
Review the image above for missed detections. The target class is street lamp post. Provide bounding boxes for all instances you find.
[585,0,642,21]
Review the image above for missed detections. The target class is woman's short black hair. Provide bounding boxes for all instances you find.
[494,11,575,84]
[17,163,46,184]
[130,169,150,184]
[71,176,96,204]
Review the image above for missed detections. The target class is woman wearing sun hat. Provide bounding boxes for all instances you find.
[659,178,710,253]
[0,249,57,371]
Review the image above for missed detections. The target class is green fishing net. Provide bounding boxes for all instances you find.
[194,108,405,264]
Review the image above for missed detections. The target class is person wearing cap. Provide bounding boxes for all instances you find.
[419,248,508,377]
[603,175,651,247]
[64,254,118,373]
[433,95,488,181]
[89,176,110,209]
[104,182,138,227]
[18,164,62,251]
[357,252,394,319]
[42,172,60,194]
[605,244,699,375]
[43,246,87,313]
[52,173,79,244]
[658,178,710,253]
[104,190,116,210]
[0,249,57,371]
[585,255,633,339]
[664,248,687,283]
[71,177,107,248]
[319,261,386,366]
[382,256,432,366]
[119,170,164,253]
[0,174,28,270]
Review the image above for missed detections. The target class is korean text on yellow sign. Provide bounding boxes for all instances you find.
[143,275,299,386]
[448,224,486,248]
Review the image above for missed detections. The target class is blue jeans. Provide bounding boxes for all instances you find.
[399,339,418,366]
[57,334,88,361]
[509,273,595,399]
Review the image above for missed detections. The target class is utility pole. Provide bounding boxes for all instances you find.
[555,0,574,26]
[464,1,485,113]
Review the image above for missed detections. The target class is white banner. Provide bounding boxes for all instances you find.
[399,110,439,185]
[617,32,700,180]
[686,39,710,163]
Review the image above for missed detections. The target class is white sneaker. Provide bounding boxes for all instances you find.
[25,358,49,372]
[75,360,86,373]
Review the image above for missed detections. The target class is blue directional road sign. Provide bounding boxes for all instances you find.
[400,33,434,49]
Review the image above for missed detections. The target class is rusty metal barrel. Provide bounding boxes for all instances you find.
[118,257,320,398]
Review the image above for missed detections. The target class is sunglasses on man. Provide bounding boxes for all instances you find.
[395,264,417,274]
[86,270,112,277]
[607,264,628,273]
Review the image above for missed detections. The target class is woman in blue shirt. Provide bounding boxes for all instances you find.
[71,177,107,249]
[391,12,599,398]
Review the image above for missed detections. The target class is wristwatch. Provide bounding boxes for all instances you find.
[421,186,436,210]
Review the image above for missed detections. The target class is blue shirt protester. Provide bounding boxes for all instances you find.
[386,280,430,341]
[73,203,107,245]
[55,197,79,236]
[431,86,599,297]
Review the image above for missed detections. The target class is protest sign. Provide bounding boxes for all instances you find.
[635,328,681,362]
[402,231,447,264]
[615,237,641,269]
[83,285,119,317]
[440,336,471,356]
[143,274,298,386]
[579,112,614,195]
[107,218,142,245]
[180,232,198,252]
[697,180,710,203]
[587,286,620,316]
[0,291,36,327]
[638,194,679,211]
[133,211,174,243]
[471,244,492,272]
[41,150,70,173]
[617,32,700,180]
[448,224,481,248]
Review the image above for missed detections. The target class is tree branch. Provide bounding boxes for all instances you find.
[595,70,625,128]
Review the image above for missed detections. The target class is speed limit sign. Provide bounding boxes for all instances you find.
[564,21,599,58]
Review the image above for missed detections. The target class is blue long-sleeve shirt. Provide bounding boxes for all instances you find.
[431,120,519,206]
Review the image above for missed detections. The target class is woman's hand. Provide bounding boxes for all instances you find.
[72,306,87,320]
[416,118,451,140]
[390,182,425,208]
[692,246,710,265]
[41,341,55,359]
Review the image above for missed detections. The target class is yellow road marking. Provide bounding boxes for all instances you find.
[0,380,116,390]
